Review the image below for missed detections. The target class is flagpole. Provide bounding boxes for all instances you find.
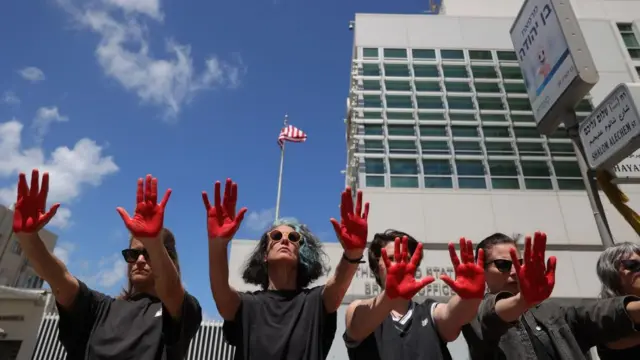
[274,115,288,222]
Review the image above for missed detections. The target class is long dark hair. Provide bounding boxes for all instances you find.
[241,218,329,290]
[120,228,180,300]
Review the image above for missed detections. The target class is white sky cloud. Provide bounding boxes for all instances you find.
[2,91,20,106]
[245,208,276,232]
[18,67,45,83]
[81,252,127,289]
[103,0,162,20]
[53,241,76,265]
[32,106,69,142]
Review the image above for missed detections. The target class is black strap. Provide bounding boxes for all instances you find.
[342,252,365,264]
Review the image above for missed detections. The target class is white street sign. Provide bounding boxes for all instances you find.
[510,0,598,135]
[579,83,640,170]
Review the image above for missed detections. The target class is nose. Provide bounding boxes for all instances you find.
[135,254,146,264]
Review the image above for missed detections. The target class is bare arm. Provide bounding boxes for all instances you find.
[144,237,185,319]
[16,232,79,309]
[345,291,399,342]
[323,249,363,313]
[604,332,640,350]
[433,296,482,342]
[209,239,241,320]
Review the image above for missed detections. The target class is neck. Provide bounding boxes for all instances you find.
[133,284,157,298]
[390,299,411,316]
[267,263,297,291]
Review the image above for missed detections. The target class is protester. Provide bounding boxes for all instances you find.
[206,179,369,360]
[463,231,640,360]
[12,170,202,359]
[343,230,486,359]
[595,242,640,358]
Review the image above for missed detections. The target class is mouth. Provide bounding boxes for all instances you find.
[278,248,291,254]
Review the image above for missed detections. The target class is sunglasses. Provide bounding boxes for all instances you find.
[269,230,302,243]
[490,258,524,273]
[121,247,176,263]
[621,259,640,272]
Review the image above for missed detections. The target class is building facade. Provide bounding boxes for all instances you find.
[0,205,58,289]
[0,286,50,360]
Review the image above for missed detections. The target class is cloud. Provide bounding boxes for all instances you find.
[49,207,72,229]
[245,208,275,232]
[0,119,119,228]
[81,252,127,289]
[53,241,76,265]
[56,0,244,118]
[2,91,20,106]
[18,67,45,83]
[32,106,69,142]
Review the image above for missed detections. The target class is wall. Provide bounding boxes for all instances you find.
[0,293,48,360]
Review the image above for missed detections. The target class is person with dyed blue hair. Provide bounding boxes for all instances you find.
[204,178,371,360]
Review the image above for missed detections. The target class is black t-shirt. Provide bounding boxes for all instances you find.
[597,344,640,359]
[223,285,337,360]
[57,280,202,360]
[343,299,453,360]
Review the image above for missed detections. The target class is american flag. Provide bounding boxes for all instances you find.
[278,125,307,148]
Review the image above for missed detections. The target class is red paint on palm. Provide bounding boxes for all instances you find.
[382,236,435,300]
[440,238,486,299]
[330,187,369,250]
[13,169,60,233]
[511,231,557,305]
[202,178,247,242]
[116,175,171,238]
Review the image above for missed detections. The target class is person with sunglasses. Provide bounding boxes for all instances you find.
[205,179,369,360]
[463,232,640,360]
[343,230,486,360]
[12,170,202,359]
[595,242,640,359]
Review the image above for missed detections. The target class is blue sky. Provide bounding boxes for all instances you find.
[0,0,429,320]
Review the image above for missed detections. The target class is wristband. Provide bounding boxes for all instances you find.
[342,252,365,264]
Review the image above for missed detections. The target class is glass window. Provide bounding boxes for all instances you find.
[469,50,493,60]
[413,49,436,59]
[575,99,593,112]
[441,49,465,60]
[521,161,552,189]
[421,140,450,154]
[415,81,442,92]
[387,111,415,120]
[447,96,475,110]
[413,64,440,77]
[390,159,418,174]
[489,160,520,189]
[513,127,542,139]
[511,114,535,123]
[442,65,469,78]
[425,177,454,188]
[386,95,413,108]
[497,51,518,61]
[390,177,419,188]
[363,95,382,108]
[517,141,546,156]
[388,140,418,154]
[417,96,444,109]
[385,80,411,91]
[362,111,383,119]
[471,66,499,79]
[483,125,511,138]
[364,124,384,135]
[500,66,523,80]
[365,158,385,174]
[548,142,575,156]
[420,125,448,136]
[454,141,483,155]
[485,141,515,155]
[508,98,532,111]
[548,128,569,139]
[503,82,527,94]
[445,81,471,92]
[363,48,379,58]
[384,48,407,59]
[474,82,501,93]
[423,159,452,175]
[481,114,508,122]
[451,125,479,137]
[363,80,381,91]
[553,161,581,177]
[388,125,416,136]
[418,112,446,121]
[366,176,385,187]
[363,63,380,76]
[477,97,505,110]
[385,64,410,77]
[457,160,487,189]
[557,179,585,190]
[364,140,385,154]
[449,113,476,121]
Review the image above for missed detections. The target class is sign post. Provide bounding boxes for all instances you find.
[510,0,615,247]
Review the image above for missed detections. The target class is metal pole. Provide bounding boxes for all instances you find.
[274,115,288,222]
[564,111,615,247]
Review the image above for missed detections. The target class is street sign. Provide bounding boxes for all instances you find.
[510,0,598,135]
[579,83,640,170]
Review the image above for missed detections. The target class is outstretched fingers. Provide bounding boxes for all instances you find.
[412,276,435,293]
[214,181,223,213]
[509,247,522,274]
[545,256,557,282]
[394,237,401,263]
[355,190,363,218]
[41,203,60,224]
[149,176,158,205]
[202,192,212,210]
[410,243,424,267]
[116,207,133,223]
[144,175,153,203]
[29,169,40,198]
[448,241,461,268]
[17,173,28,201]
[159,189,172,208]
[381,248,392,269]
[136,178,144,205]
[39,172,50,201]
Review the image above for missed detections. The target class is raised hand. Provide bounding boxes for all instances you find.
[511,231,557,305]
[117,174,171,238]
[440,238,485,299]
[383,236,435,300]
[13,169,60,234]
[330,187,369,250]
[202,178,247,243]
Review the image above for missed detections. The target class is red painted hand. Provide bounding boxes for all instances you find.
[330,187,369,250]
[116,175,171,238]
[440,238,486,299]
[383,236,435,300]
[13,169,60,233]
[511,231,557,305]
[202,178,247,243]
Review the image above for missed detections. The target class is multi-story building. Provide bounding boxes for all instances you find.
[0,205,58,289]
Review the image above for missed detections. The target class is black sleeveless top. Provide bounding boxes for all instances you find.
[344,299,452,360]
